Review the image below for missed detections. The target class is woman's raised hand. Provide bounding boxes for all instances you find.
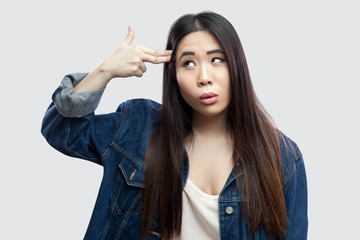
[101,26,172,79]
[73,26,172,93]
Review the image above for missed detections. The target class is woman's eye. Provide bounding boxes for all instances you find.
[184,61,195,67]
[212,57,223,63]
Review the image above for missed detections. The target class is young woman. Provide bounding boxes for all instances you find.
[42,11,307,240]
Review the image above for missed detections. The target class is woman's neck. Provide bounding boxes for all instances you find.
[191,111,228,138]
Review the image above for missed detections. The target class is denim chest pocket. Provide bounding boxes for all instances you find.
[112,156,145,217]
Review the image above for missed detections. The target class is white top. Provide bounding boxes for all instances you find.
[173,178,221,240]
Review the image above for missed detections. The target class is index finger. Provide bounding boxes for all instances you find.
[140,46,172,56]
[142,53,172,64]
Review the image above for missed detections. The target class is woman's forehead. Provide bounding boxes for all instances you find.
[176,31,223,58]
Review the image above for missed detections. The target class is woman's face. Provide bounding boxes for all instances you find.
[175,30,231,119]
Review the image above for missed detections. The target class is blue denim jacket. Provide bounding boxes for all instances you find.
[41,73,308,240]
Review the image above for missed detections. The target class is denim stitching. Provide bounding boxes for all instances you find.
[284,141,302,185]
[62,117,99,161]
[101,168,124,239]
[119,164,144,190]
[119,164,144,188]
[62,82,72,87]
[69,93,75,117]
[71,93,78,117]
[112,193,141,217]
[294,150,301,162]
[144,98,157,110]
[112,100,129,144]
[43,104,56,119]
[100,101,129,161]
[284,162,296,185]
[63,118,70,151]
[112,143,144,168]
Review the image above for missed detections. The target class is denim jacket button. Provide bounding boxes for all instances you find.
[225,206,233,215]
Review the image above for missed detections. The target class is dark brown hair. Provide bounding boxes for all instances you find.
[140,11,286,239]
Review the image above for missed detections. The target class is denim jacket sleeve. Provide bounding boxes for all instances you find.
[41,73,123,165]
[282,137,308,240]
[52,72,105,118]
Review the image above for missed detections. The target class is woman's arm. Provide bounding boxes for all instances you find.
[73,26,171,93]
[41,26,171,164]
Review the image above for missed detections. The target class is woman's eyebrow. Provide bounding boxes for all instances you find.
[207,49,225,55]
[178,49,225,61]
[178,51,195,61]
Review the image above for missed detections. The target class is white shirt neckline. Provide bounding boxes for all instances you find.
[186,178,219,200]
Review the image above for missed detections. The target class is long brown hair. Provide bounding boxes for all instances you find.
[140,11,286,239]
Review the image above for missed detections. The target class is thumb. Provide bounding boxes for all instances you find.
[121,25,135,46]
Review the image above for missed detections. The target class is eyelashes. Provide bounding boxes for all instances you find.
[183,60,195,67]
[182,57,225,68]
[212,57,224,63]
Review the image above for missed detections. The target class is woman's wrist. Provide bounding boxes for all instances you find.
[73,65,112,93]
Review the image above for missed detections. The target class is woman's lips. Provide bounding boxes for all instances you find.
[200,92,218,104]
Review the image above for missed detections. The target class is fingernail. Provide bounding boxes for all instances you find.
[168,50,173,55]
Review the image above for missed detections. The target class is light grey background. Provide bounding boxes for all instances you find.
[1,0,359,239]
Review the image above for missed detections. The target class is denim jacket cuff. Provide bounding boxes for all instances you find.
[52,73,105,118]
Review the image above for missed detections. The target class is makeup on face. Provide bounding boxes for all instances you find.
[175,31,231,118]
[199,92,218,105]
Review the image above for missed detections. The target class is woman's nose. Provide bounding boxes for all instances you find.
[197,64,213,87]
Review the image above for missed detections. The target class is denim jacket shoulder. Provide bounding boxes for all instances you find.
[110,98,161,168]
[279,133,308,239]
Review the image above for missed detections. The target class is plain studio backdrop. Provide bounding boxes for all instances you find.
[1,0,359,239]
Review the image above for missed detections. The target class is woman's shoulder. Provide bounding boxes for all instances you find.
[116,98,161,114]
[114,98,162,136]
[110,99,162,162]
[277,131,302,161]
[276,130,304,183]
